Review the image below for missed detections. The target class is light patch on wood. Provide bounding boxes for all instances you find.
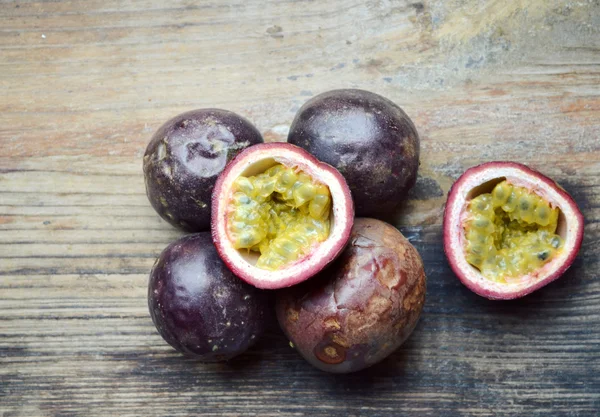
[433,0,561,42]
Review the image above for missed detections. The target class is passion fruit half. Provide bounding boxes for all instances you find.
[443,161,584,300]
[211,143,354,289]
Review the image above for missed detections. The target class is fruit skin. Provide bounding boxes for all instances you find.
[275,218,426,373]
[143,109,263,232]
[211,142,354,290]
[443,161,585,300]
[288,89,420,217]
[148,233,268,361]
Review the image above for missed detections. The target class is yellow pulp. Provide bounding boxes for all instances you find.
[464,180,562,282]
[228,164,331,270]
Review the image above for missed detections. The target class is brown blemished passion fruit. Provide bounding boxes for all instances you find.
[276,218,426,373]
[211,142,354,290]
[443,161,584,300]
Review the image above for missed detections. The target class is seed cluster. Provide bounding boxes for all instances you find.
[228,164,331,270]
[464,180,562,282]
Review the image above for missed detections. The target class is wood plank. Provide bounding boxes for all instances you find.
[1,0,599,416]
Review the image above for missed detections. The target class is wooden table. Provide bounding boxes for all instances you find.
[2,1,599,415]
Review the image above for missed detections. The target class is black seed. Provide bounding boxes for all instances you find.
[551,237,561,248]
[468,256,483,266]
[537,251,550,261]
[476,200,488,211]
[537,207,548,219]
[475,218,490,228]
[470,245,483,255]
[520,199,530,211]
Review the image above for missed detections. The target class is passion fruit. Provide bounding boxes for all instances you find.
[288,89,420,217]
[211,142,354,290]
[276,218,426,373]
[443,161,584,300]
[143,109,263,232]
[148,233,268,361]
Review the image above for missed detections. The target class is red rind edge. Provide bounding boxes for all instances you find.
[211,142,355,289]
[443,161,584,300]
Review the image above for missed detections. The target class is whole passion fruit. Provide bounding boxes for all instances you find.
[443,161,584,300]
[288,89,420,217]
[143,109,263,232]
[211,142,354,290]
[276,218,426,373]
[148,233,268,361]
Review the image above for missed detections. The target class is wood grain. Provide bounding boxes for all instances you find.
[1,0,599,416]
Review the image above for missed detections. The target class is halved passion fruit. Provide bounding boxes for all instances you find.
[443,161,584,300]
[211,143,354,289]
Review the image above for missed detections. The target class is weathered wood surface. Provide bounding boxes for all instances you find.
[1,0,599,416]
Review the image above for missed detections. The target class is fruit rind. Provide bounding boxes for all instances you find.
[443,161,584,300]
[211,142,354,290]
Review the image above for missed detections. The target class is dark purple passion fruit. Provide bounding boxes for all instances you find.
[143,109,263,232]
[288,89,420,217]
[148,233,268,361]
[276,218,426,373]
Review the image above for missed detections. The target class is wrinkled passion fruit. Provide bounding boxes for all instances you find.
[148,233,268,361]
[143,109,263,232]
[288,89,420,217]
[276,218,426,373]
[443,161,584,300]
[211,143,354,289]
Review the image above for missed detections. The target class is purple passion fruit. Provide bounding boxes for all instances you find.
[443,161,584,300]
[276,218,426,373]
[288,89,420,217]
[143,109,263,232]
[148,233,268,361]
[211,143,354,290]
